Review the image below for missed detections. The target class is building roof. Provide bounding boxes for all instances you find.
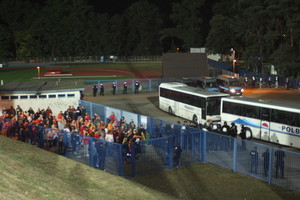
[0,79,84,94]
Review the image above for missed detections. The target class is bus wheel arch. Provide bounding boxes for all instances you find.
[193,115,198,123]
[245,127,253,139]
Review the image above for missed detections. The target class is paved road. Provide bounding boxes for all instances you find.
[83,87,300,124]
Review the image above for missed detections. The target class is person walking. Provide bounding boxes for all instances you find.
[99,84,104,96]
[123,82,128,94]
[112,82,116,95]
[250,146,259,174]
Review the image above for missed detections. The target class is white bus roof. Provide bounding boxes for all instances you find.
[223,96,300,112]
[217,75,237,80]
[160,82,229,98]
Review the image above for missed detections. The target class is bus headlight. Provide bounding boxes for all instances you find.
[230,88,236,93]
[241,88,244,92]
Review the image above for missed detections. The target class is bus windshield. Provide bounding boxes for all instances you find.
[207,97,221,116]
[205,81,218,88]
[228,79,240,86]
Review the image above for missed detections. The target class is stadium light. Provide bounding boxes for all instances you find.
[37,66,40,79]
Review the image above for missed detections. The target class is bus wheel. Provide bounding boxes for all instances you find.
[193,115,198,124]
[168,107,173,115]
[245,127,253,139]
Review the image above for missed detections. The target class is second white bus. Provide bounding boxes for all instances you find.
[221,96,300,148]
[159,82,229,124]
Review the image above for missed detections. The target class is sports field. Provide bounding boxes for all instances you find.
[0,62,162,83]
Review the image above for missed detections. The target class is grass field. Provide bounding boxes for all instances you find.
[1,136,300,200]
[0,62,162,83]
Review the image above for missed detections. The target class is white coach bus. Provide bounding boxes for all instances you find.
[221,96,300,148]
[159,82,229,124]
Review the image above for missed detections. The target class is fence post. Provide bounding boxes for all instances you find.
[149,79,152,92]
[89,102,93,121]
[201,131,206,162]
[89,137,94,167]
[149,118,153,139]
[268,147,273,184]
[169,136,173,168]
[63,131,68,156]
[119,143,124,176]
[116,80,118,94]
[131,143,136,177]
[132,79,134,93]
[233,137,237,172]
[137,114,140,127]
[104,106,108,124]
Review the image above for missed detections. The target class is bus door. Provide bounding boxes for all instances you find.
[260,108,271,141]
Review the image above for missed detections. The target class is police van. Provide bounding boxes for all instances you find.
[216,75,244,96]
[195,76,219,92]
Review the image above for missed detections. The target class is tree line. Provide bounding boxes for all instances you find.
[0,0,299,78]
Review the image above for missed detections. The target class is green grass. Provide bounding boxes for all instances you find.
[0,69,36,82]
[0,62,162,83]
[1,136,300,200]
[0,136,172,200]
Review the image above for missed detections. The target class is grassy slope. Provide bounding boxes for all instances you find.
[1,136,300,200]
[133,163,300,200]
[0,136,172,200]
[0,63,162,83]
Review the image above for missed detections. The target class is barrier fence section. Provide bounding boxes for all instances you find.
[1,103,300,192]
[208,59,300,89]
[84,78,167,95]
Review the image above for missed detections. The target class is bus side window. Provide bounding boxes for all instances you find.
[261,108,270,121]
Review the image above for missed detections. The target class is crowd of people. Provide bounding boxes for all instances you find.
[0,104,147,160]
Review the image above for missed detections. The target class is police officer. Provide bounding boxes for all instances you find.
[240,124,247,150]
[173,144,182,167]
[134,81,140,94]
[244,77,248,88]
[123,82,128,94]
[275,76,279,88]
[221,121,230,151]
[252,76,256,88]
[92,85,98,97]
[268,76,272,88]
[112,82,116,95]
[229,122,238,138]
[250,146,258,174]
[259,77,263,89]
[99,83,104,96]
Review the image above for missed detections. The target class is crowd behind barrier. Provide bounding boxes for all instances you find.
[1,102,300,192]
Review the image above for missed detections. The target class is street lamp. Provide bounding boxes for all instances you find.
[233,59,237,74]
[37,66,40,79]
